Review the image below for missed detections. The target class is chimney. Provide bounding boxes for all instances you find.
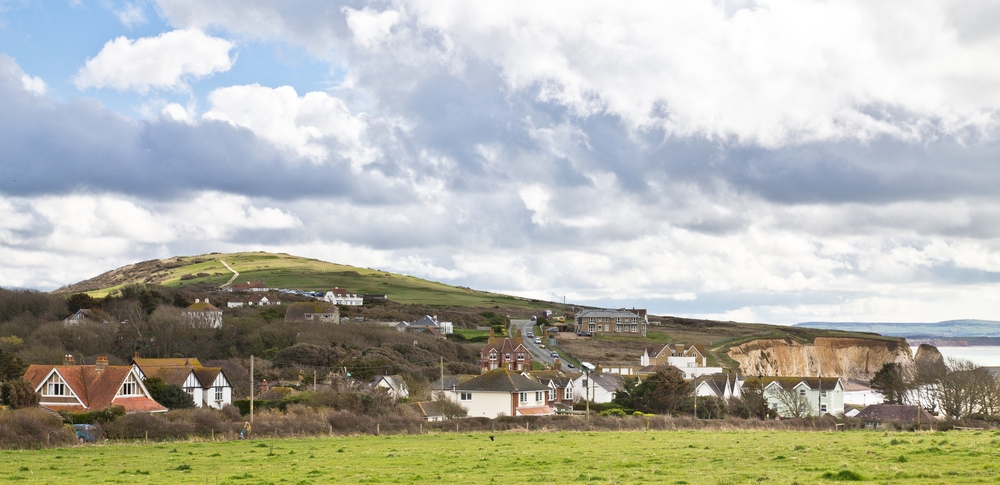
[195,298,200,303]
[205,298,210,304]
[259,379,270,395]
[63,354,76,366]
[554,358,561,370]
[134,351,140,359]
[95,356,108,373]
[677,344,684,356]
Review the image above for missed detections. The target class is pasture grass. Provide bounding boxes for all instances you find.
[3,429,999,484]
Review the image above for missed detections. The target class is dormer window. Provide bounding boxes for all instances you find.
[45,375,68,396]
[119,374,141,397]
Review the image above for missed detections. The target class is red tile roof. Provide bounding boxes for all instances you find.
[516,406,555,416]
[25,364,166,413]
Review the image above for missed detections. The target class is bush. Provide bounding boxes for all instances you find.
[0,378,39,409]
[0,408,75,449]
[103,412,193,440]
[60,405,126,424]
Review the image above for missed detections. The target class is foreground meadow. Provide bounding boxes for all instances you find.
[3,428,999,484]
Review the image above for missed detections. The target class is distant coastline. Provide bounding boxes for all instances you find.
[795,319,1000,340]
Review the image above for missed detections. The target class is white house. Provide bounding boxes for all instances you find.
[753,377,845,417]
[694,373,744,400]
[324,287,363,306]
[446,369,554,418]
[131,357,233,409]
[843,379,885,406]
[183,299,223,328]
[397,315,453,335]
[573,372,624,404]
[373,375,409,399]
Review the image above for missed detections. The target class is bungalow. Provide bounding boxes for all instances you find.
[575,309,647,337]
[24,355,167,414]
[479,330,532,373]
[284,302,340,323]
[409,401,447,421]
[228,281,269,293]
[752,376,845,417]
[856,404,936,429]
[446,369,554,418]
[131,356,233,409]
[573,372,625,404]
[183,299,223,328]
[247,294,280,306]
[324,287,363,306]
[396,315,453,335]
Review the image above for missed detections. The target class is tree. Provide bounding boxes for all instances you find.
[0,347,27,381]
[773,386,811,418]
[727,378,769,419]
[432,391,468,419]
[144,377,195,409]
[67,293,100,313]
[614,369,692,415]
[870,363,911,405]
[1,377,40,409]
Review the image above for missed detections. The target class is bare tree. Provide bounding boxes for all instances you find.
[772,386,811,418]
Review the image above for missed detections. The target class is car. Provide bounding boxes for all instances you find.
[576,331,592,337]
[73,424,98,443]
[539,344,546,349]
[567,363,576,369]
[534,337,542,344]
[527,332,534,338]
[550,351,559,358]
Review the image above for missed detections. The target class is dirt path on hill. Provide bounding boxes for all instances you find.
[219,260,239,289]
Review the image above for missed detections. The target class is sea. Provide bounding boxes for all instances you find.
[911,346,1000,367]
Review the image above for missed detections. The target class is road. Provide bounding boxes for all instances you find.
[511,319,559,366]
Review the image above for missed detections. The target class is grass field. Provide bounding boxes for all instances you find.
[4,429,1000,484]
[62,252,562,310]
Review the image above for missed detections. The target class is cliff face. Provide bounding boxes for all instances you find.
[726,337,913,380]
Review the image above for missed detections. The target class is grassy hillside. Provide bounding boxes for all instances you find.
[52,252,558,310]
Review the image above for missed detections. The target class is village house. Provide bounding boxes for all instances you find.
[324,287,363,306]
[752,376,845,417]
[131,356,233,409]
[247,294,281,306]
[574,309,647,337]
[522,366,582,409]
[284,301,339,323]
[693,373,744,400]
[372,375,409,399]
[408,401,447,421]
[479,330,532,372]
[24,355,167,414]
[842,379,885,406]
[183,299,223,328]
[62,308,112,327]
[856,404,936,429]
[572,372,625,404]
[227,281,269,292]
[396,315,453,335]
[445,369,554,418]
[638,343,723,379]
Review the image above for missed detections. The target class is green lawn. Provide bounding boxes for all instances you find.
[4,429,1000,484]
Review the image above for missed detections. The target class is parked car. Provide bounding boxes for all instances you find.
[73,424,98,443]
[576,331,592,337]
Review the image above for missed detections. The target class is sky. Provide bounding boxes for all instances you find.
[3,0,1000,324]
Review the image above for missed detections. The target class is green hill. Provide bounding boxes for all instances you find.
[52,252,554,309]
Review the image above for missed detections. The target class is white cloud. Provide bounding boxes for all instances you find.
[161,102,195,123]
[20,73,46,95]
[203,84,373,165]
[74,29,234,93]
[344,7,401,50]
[114,2,147,28]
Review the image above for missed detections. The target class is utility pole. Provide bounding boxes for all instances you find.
[313,369,317,391]
[250,355,254,423]
[440,357,444,393]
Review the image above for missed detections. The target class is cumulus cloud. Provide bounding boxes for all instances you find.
[203,84,374,165]
[74,29,235,92]
[114,2,147,28]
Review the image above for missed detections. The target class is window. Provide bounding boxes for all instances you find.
[536,391,543,402]
[119,374,140,396]
[799,389,806,396]
[490,351,497,361]
[517,352,524,361]
[548,389,556,400]
[505,353,510,361]
[565,388,573,399]
[460,392,473,401]
[519,392,527,403]
[820,404,828,413]
[215,386,224,402]
[631,324,638,333]
[45,375,67,396]
[820,390,827,398]
[588,324,595,332]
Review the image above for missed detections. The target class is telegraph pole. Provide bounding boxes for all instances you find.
[250,355,254,423]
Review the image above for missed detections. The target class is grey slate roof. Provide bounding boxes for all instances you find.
[856,404,936,423]
[456,369,549,392]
